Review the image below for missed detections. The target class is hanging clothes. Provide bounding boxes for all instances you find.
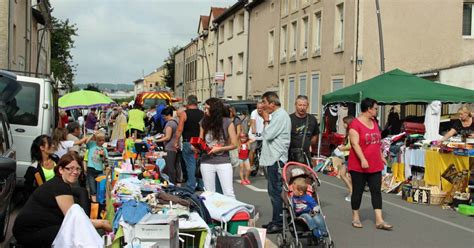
[325,105,339,132]
[111,112,128,145]
[424,101,442,141]
[336,105,348,134]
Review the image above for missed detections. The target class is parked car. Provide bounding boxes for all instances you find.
[224,100,257,116]
[0,70,57,186]
[0,71,19,241]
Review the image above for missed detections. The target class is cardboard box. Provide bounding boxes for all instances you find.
[134,215,179,248]
[411,187,431,205]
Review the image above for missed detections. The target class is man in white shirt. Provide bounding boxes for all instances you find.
[249,102,264,168]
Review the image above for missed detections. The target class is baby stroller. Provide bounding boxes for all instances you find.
[276,162,334,248]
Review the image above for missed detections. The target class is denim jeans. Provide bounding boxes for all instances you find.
[299,213,328,238]
[182,142,203,191]
[266,161,283,226]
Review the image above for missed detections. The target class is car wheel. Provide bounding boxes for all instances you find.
[0,200,11,242]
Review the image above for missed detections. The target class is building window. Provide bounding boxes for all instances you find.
[228,56,233,76]
[228,19,234,39]
[237,52,244,74]
[332,78,344,91]
[311,73,320,113]
[463,2,474,36]
[281,25,288,62]
[219,25,225,42]
[237,12,245,34]
[288,76,296,113]
[290,21,297,60]
[219,59,224,72]
[299,73,307,95]
[313,11,322,56]
[268,30,275,65]
[301,16,309,58]
[281,0,288,16]
[335,2,344,51]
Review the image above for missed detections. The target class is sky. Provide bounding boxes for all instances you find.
[50,0,236,85]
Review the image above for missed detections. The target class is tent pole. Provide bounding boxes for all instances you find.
[317,105,324,157]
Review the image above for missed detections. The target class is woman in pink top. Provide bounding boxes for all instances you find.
[348,98,392,231]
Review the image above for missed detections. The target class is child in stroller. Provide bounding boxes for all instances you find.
[291,177,328,238]
[278,162,333,248]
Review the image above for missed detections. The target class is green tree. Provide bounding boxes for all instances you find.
[162,46,180,90]
[71,85,80,92]
[51,16,78,90]
[84,84,101,92]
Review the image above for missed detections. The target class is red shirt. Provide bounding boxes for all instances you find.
[60,115,69,128]
[238,143,250,160]
[347,118,384,173]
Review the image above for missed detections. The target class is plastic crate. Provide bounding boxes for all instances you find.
[458,204,474,216]
[227,211,250,235]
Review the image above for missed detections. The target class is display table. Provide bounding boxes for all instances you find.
[424,150,471,191]
[391,150,471,192]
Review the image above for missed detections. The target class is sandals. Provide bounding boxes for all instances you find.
[376,222,393,231]
[351,220,363,228]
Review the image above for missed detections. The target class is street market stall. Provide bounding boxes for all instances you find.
[98,135,256,248]
[319,69,474,214]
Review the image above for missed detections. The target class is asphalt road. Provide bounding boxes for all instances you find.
[2,170,472,248]
[234,171,473,248]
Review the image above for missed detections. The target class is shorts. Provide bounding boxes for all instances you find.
[239,158,249,164]
[86,167,102,195]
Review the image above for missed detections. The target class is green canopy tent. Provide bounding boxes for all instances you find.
[316,69,474,156]
[322,69,474,105]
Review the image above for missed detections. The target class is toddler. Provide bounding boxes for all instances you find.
[291,177,328,238]
[238,133,254,185]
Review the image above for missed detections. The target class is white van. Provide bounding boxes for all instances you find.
[0,71,56,185]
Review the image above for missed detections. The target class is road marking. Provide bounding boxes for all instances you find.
[235,180,268,192]
[321,179,474,234]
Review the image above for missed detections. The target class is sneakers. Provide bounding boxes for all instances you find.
[240,179,252,185]
[345,194,351,202]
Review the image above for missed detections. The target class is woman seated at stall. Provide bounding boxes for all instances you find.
[24,135,57,198]
[13,153,111,247]
[440,106,474,142]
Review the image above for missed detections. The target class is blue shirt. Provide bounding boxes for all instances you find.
[260,108,291,166]
[292,194,317,215]
[86,141,108,171]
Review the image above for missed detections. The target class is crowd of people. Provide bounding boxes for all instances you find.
[14,90,404,247]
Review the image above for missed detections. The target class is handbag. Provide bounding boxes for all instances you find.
[289,116,310,164]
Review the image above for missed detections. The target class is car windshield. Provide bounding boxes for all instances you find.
[143,98,168,110]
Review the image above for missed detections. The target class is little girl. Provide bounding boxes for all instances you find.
[238,133,254,185]
[335,115,354,202]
